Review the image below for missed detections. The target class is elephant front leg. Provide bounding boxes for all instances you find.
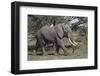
[59,40,68,56]
[62,46,68,56]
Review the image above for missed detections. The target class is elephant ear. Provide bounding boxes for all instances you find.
[55,24,64,39]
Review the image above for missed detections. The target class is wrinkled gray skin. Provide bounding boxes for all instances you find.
[33,23,77,56]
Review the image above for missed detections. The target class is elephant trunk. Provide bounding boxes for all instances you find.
[68,38,78,46]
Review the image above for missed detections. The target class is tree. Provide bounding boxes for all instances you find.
[28,15,67,34]
[70,17,88,31]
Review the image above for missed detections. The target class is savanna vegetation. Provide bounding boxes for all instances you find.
[28,15,88,61]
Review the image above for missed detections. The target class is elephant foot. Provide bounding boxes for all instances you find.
[64,53,69,56]
[32,50,36,56]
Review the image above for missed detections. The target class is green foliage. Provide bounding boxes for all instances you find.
[28,15,69,34]
[28,15,88,60]
[71,17,88,31]
[28,15,88,34]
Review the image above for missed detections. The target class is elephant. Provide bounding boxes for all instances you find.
[32,23,78,56]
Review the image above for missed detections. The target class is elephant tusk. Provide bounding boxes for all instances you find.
[73,41,78,46]
[68,38,76,46]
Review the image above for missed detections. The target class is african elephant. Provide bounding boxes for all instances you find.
[33,23,78,56]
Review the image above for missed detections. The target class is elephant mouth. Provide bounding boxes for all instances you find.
[68,38,78,46]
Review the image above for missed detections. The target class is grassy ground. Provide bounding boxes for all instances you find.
[28,31,88,61]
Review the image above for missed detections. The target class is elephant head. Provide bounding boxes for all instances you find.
[55,23,78,46]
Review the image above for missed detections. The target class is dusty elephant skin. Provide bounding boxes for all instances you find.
[32,23,78,56]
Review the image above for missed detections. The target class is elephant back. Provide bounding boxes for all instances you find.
[40,25,55,33]
[39,25,57,43]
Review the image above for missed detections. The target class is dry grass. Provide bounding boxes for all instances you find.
[28,31,88,61]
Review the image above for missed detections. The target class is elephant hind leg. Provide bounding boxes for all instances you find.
[52,43,59,55]
[42,46,47,56]
[55,46,60,55]
[39,42,47,55]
